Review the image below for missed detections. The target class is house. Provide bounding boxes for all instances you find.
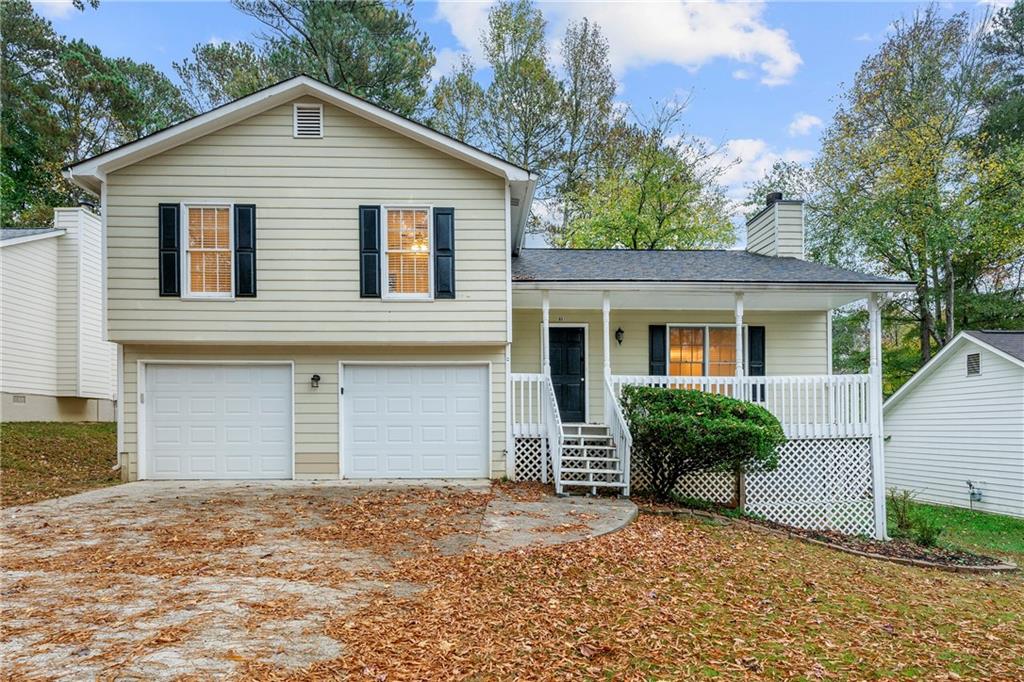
[65,76,913,538]
[1,208,117,421]
[884,331,1024,518]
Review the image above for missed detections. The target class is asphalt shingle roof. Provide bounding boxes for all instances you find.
[511,249,909,286]
[964,330,1024,362]
[0,228,61,241]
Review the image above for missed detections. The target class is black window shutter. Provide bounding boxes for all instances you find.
[359,205,381,298]
[158,203,180,297]
[434,207,455,299]
[234,204,256,297]
[649,325,667,375]
[748,326,766,376]
[748,325,766,401]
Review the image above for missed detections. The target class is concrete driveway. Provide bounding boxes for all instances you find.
[0,480,634,680]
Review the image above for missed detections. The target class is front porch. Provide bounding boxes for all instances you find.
[508,285,889,538]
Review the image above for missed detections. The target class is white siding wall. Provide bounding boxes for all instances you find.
[120,344,507,481]
[55,210,79,394]
[104,98,509,345]
[70,208,115,398]
[511,308,830,420]
[745,201,804,259]
[884,344,1024,518]
[0,237,60,395]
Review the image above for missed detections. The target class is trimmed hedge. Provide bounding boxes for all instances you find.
[621,385,785,500]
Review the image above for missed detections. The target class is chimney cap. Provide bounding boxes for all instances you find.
[766,191,784,206]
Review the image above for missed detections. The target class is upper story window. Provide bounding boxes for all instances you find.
[383,206,431,299]
[669,325,745,376]
[184,204,233,298]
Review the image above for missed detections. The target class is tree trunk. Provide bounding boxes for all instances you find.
[944,249,955,344]
[917,278,934,364]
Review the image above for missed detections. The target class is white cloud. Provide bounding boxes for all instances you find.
[32,0,76,19]
[430,48,470,84]
[787,112,822,137]
[732,69,752,80]
[436,0,802,86]
[714,138,813,203]
[853,32,873,42]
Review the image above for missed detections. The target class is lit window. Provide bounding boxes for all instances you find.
[383,207,431,298]
[669,325,743,376]
[185,205,232,297]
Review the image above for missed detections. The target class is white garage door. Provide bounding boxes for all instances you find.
[342,364,489,478]
[144,363,292,479]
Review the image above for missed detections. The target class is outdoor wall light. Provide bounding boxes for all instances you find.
[310,374,321,389]
[615,327,624,345]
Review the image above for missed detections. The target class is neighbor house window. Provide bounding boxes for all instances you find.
[383,206,431,298]
[669,325,744,376]
[184,204,233,297]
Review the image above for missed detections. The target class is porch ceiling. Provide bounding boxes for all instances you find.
[512,285,887,311]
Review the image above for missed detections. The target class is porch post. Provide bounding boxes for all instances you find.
[602,291,611,377]
[868,293,886,540]
[541,290,551,375]
[734,291,745,377]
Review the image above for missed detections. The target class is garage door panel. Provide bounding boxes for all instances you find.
[145,364,292,480]
[342,364,488,479]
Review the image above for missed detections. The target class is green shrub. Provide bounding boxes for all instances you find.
[887,488,917,539]
[621,385,785,500]
[913,515,945,547]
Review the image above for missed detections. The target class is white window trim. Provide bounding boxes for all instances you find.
[381,205,433,301]
[293,102,324,138]
[666,323,750,377]
[180,201,235,300]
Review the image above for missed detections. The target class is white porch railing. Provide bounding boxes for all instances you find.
[608,374,872,439]
[511,372,563,485]
[604,376,632,497]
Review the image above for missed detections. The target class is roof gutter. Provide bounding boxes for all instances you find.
[512,280,917,294]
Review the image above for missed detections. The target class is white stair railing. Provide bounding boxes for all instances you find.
[604,376,632,497]
[540,374,564,493]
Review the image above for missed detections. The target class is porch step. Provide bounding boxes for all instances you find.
[559,480,627,489]
[560,467,623,475]
[563,424,611,437]
[560,455,619,463]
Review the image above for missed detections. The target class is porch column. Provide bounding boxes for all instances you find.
[868,293,886,539]
[602,292,611,377]
[734,292,745,377]
[541,290,551,374]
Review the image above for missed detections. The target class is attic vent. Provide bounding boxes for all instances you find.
[966,352,981,376]
[293,103,323,138]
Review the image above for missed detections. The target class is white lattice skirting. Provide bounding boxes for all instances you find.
[514,436,875,536]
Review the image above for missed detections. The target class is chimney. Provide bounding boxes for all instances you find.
[745,192,805,259]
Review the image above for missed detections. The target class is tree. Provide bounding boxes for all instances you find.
[554,18,617,235]
[980,1,1024,148]
[813,7,1021,364]
[480,0,563,186]
[428,54,484,146]
[229,0,435,116]
[173,41,280,111]
[559,103,734,249]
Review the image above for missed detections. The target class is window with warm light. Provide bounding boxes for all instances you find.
[669,325,743,376]
[184,205,233,297]
[383,207,431,298]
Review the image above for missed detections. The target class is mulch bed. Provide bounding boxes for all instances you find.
[635,498,1013,570]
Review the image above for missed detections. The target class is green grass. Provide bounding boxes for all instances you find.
[887,499,1024,562]
[0,421,119,507]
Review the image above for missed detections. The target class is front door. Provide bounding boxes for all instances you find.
[549,326,586,422]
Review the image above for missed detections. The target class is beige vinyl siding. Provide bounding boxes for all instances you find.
[774,202,804,259]
[0,237,60,395]
[120,344,507,481]
[105,98,508,345]
[511,308,829,420]
[745,209,775,256]
[885,344,1024,518]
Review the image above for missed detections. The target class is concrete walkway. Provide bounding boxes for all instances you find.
[1,480,635,680]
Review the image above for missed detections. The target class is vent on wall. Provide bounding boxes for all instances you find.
[966,352,981,376]
[293,103,323,138]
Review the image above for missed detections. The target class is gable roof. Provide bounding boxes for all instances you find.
[0,228,65,247]
[512,248,914,289]
[64,75,536,246]
[884,330,1024,411]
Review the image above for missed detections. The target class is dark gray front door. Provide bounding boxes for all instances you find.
[549,326,585,422]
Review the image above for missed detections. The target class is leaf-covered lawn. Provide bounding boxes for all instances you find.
[890,500,1024,564]
[242,513,1024,680]
[0,422,119,507]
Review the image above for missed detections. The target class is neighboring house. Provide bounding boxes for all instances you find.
[884,331,1024,518]
[0,208,117,421]
[65,76,912,537]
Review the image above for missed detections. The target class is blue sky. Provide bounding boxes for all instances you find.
[34,0,1000,207]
